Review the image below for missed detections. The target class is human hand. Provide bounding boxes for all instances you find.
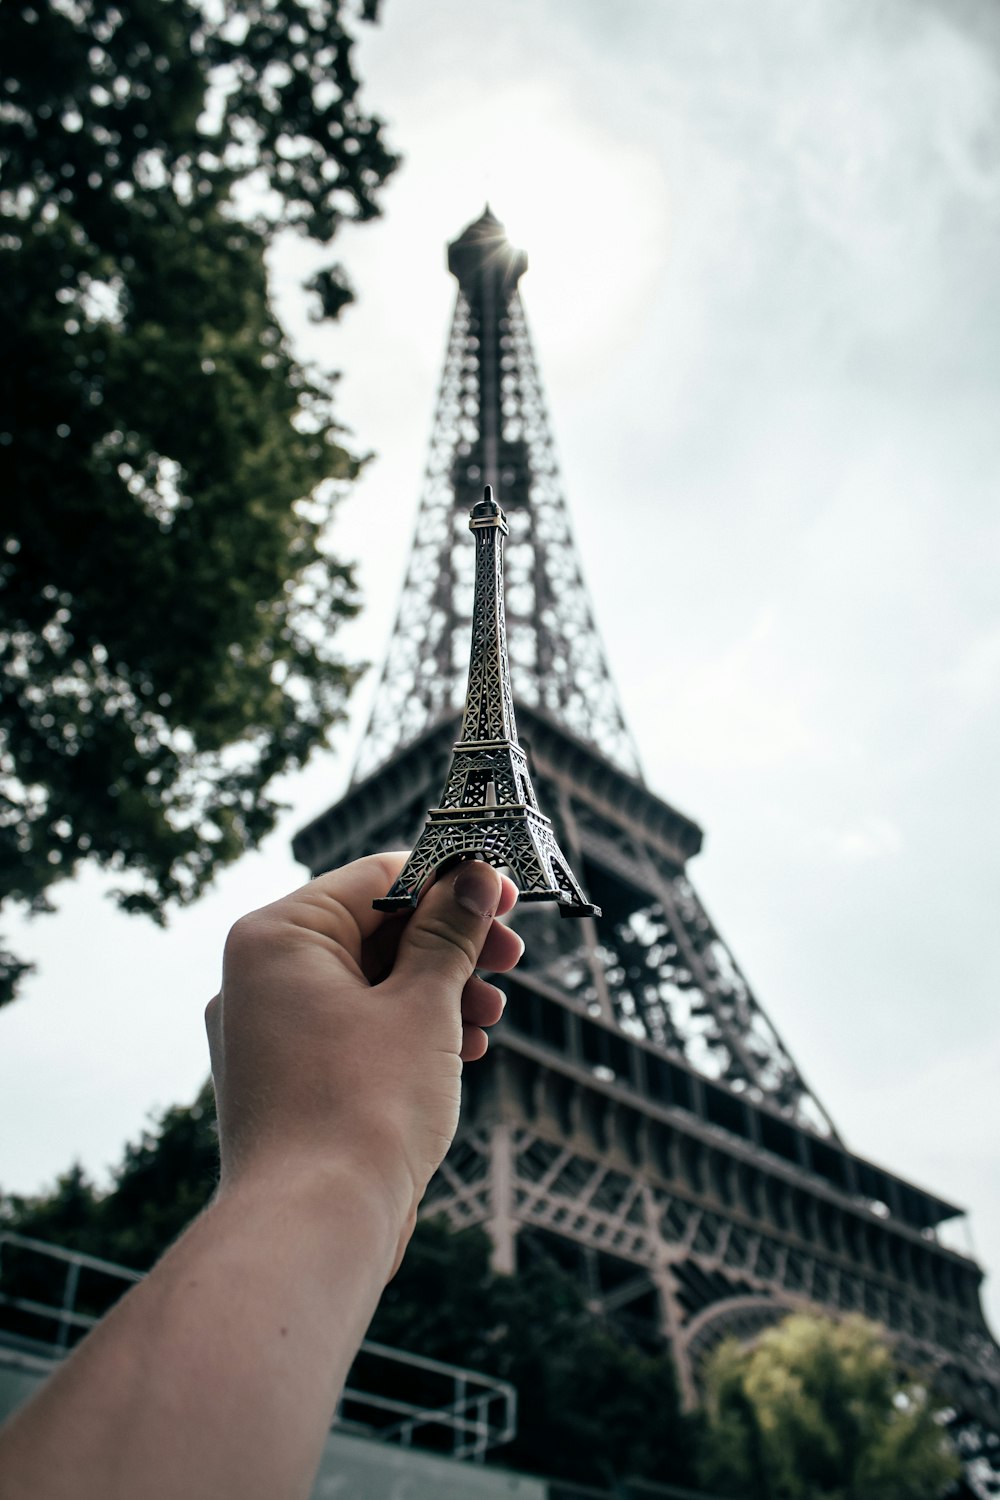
[205,853,522,1271]
[0,855,523,1499]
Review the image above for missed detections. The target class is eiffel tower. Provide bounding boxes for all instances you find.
[373,483,599,918]
[294,208,1000,1444]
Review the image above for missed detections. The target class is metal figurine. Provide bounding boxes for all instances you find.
[374,485,600,917]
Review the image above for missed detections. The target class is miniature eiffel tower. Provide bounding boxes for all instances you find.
[373,484,599,917]
[295,209,1000,1457]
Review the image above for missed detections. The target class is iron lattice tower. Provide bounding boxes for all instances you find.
[295,209,1000,1447]
[373,484,598,917]
[353,207,640,785]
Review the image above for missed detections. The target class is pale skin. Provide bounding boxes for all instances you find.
[0,852,522,1500]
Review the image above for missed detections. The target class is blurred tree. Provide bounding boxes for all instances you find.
[0,0,399,1003]
[699,1312,960,1500]
[1,1083,219,1267]
[1,1162,103,1254]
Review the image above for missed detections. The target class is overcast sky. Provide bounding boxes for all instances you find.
[3,0,999,1334]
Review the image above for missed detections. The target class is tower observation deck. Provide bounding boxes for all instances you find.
[293,210,1000,1449]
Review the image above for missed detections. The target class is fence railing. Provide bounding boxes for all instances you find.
[0,1231,515,1462]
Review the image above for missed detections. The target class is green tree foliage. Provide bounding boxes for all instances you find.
[699,1312,960,1500]
[0,0,399,1003]
[2,1099,700,1489]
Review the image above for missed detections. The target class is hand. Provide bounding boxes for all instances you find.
[205,852,522,1270]
[0,854,523,1500]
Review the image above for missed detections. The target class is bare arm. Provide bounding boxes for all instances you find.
[0,853,521,1500]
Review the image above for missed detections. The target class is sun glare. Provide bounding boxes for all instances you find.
[398,80,672,381]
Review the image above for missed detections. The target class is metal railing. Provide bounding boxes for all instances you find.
[0,1231,516,1462]
[338,1337,516,1460]
[0,1231,143,1355]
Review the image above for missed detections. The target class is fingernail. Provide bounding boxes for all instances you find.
[453,861,500,918]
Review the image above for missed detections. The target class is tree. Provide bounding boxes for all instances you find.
[0,1083,220,1270]
[0,0,399,1003]
[699,1312,960,1500]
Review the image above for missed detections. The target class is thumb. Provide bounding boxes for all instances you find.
[391,860,502,993]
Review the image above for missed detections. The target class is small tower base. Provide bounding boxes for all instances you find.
[375,485,599,919]
[374,806,598,918]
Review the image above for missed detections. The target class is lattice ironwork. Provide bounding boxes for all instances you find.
[423,1102,1000,1433]
[523,788,838,1136]
[353,208,640,783]
[374,486,598,916]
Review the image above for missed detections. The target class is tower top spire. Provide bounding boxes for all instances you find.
[352,207,641,784]
[447,206,528,293]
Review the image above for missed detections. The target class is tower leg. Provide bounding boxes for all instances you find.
[372,824,446,910]
[487,1123,517,1275]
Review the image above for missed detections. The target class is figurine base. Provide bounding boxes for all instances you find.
[517,892,600,918]
[373,888,599,918]
[372,895,419,912]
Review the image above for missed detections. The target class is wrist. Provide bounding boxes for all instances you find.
[214,1151,406,1282]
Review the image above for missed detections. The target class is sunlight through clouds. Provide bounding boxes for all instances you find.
[372,75,672,375]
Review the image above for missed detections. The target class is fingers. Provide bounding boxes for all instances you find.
[270,850,524,999]
[460,1026,490,1063]
[392,861,503,992]
[459,974,506,1064]
[461,973,506,1028]
[285,851,413,950]
[477,920,523,974]
[294,854,516,978]
[362,870,521,986]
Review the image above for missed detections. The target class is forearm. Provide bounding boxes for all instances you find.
[0,856,518,1498]
[0,1159,399,1500]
